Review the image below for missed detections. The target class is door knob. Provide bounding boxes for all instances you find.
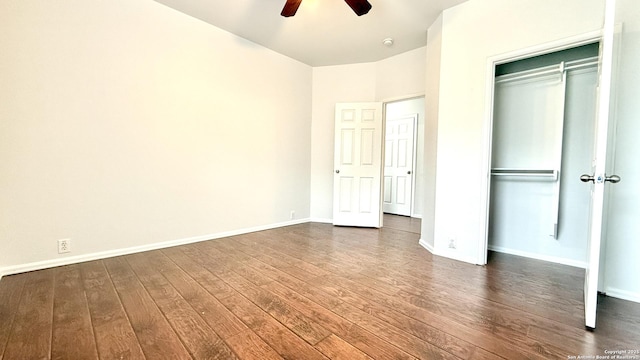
[407,171,412,175]
[580,174,595,183]
[335,170,340,174]
[580,174,621,183]
[605,174,621,183]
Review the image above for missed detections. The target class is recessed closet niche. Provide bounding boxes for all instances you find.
[488,43,600,266]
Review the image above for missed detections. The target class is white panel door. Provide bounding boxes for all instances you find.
[333,102,383,227]
[582,0,620,330]
[383,115,416,216]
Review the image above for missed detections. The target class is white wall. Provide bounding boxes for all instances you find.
[0,0,312,275]
[601,0,640,302]
[428,0,604,264]
[376,47,427,101]
[385,97,426,218]
[310,49,427,221]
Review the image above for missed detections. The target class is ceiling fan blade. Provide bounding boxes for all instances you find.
[281,0,303,17]
[344,0,372,16]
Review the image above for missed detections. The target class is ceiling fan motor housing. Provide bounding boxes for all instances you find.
[281,0,372,17]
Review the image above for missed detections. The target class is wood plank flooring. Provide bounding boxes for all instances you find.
[0,215,638,359]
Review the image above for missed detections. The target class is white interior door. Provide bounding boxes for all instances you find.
[383,115,416,216]
[333,102,384,227]
[582,0,620,330]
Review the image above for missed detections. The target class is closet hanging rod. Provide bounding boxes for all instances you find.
[490,168,558,179]
[564,57,599,72]
[495,56,599,84]
[495,65,560,84]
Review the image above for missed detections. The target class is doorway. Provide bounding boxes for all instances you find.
[332,97,424,228]
[480,19,624,329]
[487,43,600,268]
[383,97,424,219]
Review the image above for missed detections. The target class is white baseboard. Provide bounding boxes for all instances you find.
[604,287,640,304]
[488,245,587,269]
[421,239,479,265]
[432,248,480,265]
[418,238,434,253]
[0,218,311,279]
[411,213,423,219]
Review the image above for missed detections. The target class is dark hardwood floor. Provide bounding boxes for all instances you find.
[0,216,638,359]
[382,213,422,234]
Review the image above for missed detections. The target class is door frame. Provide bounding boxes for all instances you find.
[381,95,424,221]
[478,30,603,265]
[331,95,424,228]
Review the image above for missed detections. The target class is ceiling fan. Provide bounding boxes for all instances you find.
[281,0,372,17]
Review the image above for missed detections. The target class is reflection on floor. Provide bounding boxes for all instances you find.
[383,213,421,234]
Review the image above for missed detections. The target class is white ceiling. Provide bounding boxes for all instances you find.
[153,0,468,66]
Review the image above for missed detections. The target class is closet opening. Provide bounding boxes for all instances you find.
[487,42,600,267]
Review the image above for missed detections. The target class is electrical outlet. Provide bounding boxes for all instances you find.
[290,211,295,220]
[58,239,70,254]
[448,238,457,249]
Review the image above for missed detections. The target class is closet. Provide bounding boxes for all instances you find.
[488,43,600,266]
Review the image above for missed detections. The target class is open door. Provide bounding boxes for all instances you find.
[383,115,417,217]
[581,0,620,330]
[333,102,384,227]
